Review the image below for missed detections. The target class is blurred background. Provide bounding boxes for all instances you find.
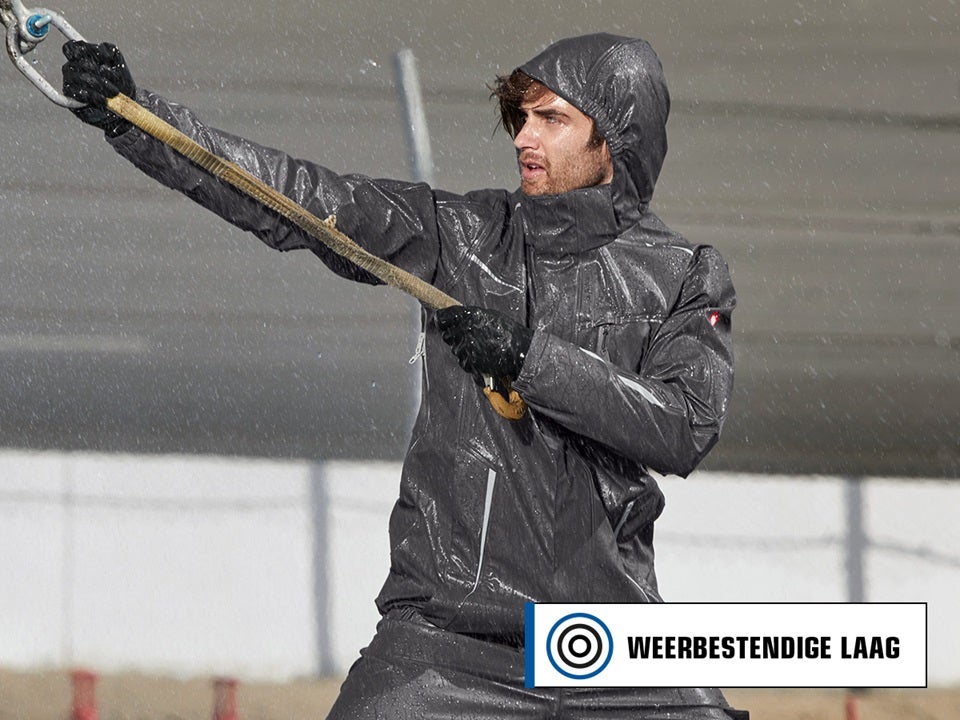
[1,0,958,700]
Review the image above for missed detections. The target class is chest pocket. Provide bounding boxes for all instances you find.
[585,319,656,371]
[573,250,668,370]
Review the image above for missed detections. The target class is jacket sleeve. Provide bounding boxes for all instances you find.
[107,89,441,284]
[511,245,735,477]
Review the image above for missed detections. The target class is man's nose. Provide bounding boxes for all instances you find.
[513,122,538,150]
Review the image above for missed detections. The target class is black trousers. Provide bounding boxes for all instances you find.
[326,609,748,719]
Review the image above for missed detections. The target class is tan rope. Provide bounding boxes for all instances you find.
[105,92,526,419]
[106,93,460,311]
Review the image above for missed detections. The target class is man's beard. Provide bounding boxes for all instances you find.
[519,144,611,196]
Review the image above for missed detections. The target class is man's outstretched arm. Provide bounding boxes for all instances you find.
[63,40,443,286]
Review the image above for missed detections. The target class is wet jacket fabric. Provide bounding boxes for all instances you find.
[109,33,735,639]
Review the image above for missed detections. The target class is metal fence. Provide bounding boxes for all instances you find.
[1,451,957,683]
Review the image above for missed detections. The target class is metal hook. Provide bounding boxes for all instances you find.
[2,0,39,52]
[2,0,86,107]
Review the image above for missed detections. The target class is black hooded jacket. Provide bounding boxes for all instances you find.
[109,33,735,638]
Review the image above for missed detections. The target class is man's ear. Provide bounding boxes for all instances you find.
[601,142,614,185]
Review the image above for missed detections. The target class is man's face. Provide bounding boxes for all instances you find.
[513,84,613,196]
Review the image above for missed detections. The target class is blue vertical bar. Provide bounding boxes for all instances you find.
[524,601,536,688]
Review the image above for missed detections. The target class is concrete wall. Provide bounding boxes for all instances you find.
[1,450,957,683]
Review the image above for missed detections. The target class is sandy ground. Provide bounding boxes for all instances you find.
[1,668,958,720]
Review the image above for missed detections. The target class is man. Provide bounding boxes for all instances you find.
[63,33,744,719]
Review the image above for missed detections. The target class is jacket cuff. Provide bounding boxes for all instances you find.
[105,88,156,152]
[106,122,144,153]
[512,329,551,395]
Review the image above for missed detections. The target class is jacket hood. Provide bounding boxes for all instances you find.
[518,33,670,215]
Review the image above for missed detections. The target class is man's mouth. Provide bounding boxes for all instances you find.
[520,156,547,182]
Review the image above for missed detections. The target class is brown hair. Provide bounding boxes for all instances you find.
[490,69,605,148]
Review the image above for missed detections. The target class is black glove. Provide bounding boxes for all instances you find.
[436,306,533,382]
[62,40,136,137]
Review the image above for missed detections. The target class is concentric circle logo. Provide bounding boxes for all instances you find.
[545,612,614,680]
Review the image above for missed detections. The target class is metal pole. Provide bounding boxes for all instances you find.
[844,476,867,704]
[309,463,334,676]
[62,464,75,667]
[394,48,435,186]
[394,47,435,433]
[844,476,866,603]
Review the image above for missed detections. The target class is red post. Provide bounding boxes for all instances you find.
[845,693,860,720]
[212,677,240,720]
[70,669,98,720]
